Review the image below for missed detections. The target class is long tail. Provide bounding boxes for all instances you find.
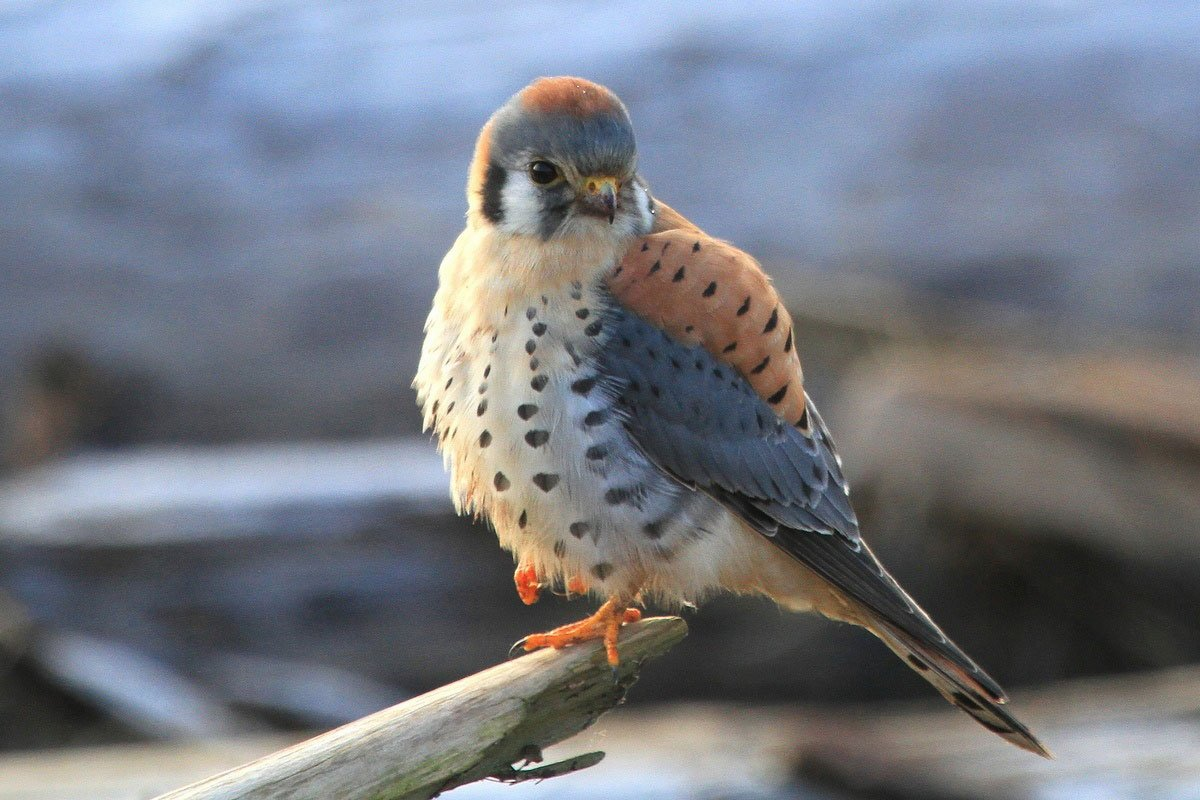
[869,618,1051,757]
[765,524,1051,757]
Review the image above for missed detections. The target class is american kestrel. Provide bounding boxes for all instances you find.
[415,77,1048,756]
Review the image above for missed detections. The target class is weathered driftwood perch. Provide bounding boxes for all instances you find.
[151,616,686,800]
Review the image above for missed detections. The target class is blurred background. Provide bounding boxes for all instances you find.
[1,1,1198,797]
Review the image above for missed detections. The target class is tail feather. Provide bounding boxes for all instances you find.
[872,622,1052,758]
[751,518,1049,756]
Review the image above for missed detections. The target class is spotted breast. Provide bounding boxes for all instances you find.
[415,226,740,604]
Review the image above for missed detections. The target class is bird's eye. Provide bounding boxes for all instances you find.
[528,161,560,185]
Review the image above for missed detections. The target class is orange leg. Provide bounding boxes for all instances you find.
[521,597,643,666]
[514,565,541,605]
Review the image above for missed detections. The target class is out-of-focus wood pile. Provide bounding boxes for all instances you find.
[794,664,1200,799]
[782,270,1200,687]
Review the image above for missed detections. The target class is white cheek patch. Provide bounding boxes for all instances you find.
[629,182,654,236]
[497,173,545,237]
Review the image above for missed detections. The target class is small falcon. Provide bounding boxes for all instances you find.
[415,76,1048,756]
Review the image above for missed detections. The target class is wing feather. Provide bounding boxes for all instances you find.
[598,222,1047,754]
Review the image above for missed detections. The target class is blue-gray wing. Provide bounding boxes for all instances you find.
[596,304,859,542]
[596,303,1010,702]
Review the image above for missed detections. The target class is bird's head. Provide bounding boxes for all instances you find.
[466,77,655,244]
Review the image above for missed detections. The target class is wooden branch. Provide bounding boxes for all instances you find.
[152,616,687,800]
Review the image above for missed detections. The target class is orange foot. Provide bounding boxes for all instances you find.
[514,565,541,605]
[521,597,642,666]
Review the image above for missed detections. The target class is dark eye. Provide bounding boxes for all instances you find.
[528,161,559,185]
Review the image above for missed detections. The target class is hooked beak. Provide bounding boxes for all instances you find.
[581,176,620,224]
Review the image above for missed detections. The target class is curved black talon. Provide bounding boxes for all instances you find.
[508,637,530,659]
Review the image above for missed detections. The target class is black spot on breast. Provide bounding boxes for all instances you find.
[576,308,590,319]
[662,241,671,253]
[648,260,661,274]
[751,356,770,374]
[737,296,751,316]
[444,377,453,389]
[530,374,549,392]
[684,325,694,333]
[532,473,560,492]
[584,409,608,426]
[584,320,603,336]
[613,266,623,277]
[476,399,488,416]
[763,307,779,333]
[669,357,682,369]
[702,281,717,297]
[767,383,789,404]
[564,341,582,366]
[484,364,491,378]
[692,241,701,252]
[517,403,538,420]
[494,472,510,491]
[643,520,666,539]
[525,339,537,354]
[585,444,607,460]
[672,266,686,282]
[569,521,591,539]
[571,376,597,395]
[518,510,528,528]
[722,341,737,353]
[479,430,492,447]
[553,539,566,558]
[604,486,637,506]
[641,242,650,252]
[525,429,550,447]
[532,322,547,336]
[591,563,614,581]
[481,162,506,223]
[711,368,724,380]
[529,357,540,371]
[445,401,455,414]
[784,327,794,353]
[526,307,537,320]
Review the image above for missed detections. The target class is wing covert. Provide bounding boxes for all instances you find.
[596,304,859,540]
